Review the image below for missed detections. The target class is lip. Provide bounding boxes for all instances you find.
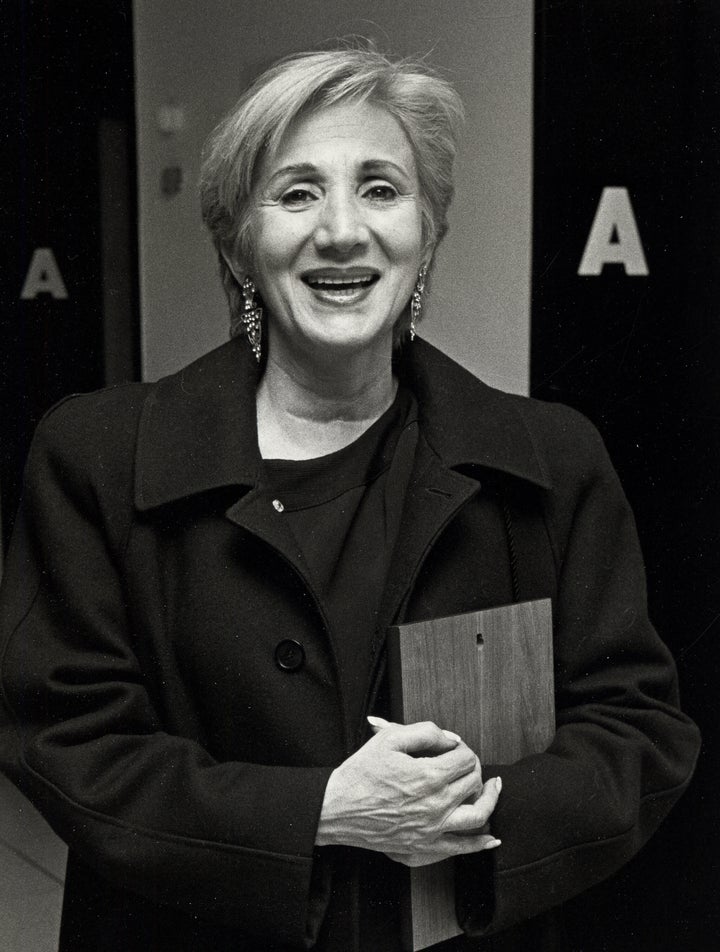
[301,267,380,285]
[301,267,380,304]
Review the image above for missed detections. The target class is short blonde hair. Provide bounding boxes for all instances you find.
[200,48,465,335]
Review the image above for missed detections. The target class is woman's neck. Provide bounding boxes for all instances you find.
[256,340,397,460]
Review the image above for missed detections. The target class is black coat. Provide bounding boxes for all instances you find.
[0,338,699,951]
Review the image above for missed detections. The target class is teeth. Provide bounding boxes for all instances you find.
[306,275,375,288]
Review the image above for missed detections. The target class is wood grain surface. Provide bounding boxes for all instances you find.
[388,599,554,950]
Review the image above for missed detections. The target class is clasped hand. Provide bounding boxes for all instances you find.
[316,718,501,867]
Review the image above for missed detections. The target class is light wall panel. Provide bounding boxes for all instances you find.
[133,0,533,394]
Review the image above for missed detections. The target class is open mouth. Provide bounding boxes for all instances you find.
[302,272,380,295]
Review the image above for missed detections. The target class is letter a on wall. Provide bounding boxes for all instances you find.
[20,248,69,300]
[578,187,649,276]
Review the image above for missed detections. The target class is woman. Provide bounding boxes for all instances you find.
[0,49,699,951]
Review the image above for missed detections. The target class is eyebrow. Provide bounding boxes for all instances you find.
[267,163,317,182]
[359,159,413,180]
[266,158,414,186]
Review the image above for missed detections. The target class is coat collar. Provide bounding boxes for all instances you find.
[394,340,551,489]
[134,336,551,511]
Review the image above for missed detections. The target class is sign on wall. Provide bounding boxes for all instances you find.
[531,3,719,948]
[0,4,135,548]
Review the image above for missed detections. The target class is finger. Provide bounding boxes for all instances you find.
[385,833,501,867]
[367,715,396,734]
[403,748,479,803]
[379,720,459,755]
[436,831,502,856]
[443,776,502,834]
[368,716,462,745]
[430,746,481,786]
[451,820,491,837]
[443,758,484,806]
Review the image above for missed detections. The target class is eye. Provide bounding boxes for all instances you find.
[279,187,318,208]
[363,183,398,202]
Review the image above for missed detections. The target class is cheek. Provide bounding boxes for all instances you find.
[387,236,424,293]
[249,212,306,278]
[253,235,290,277]
[385,208,424,263]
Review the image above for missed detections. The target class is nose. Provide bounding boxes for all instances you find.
[313,190,369,256]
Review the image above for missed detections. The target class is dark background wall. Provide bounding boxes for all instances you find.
[0,4,137,946]
[0,0,138,551]
[532,1,720,947]
[0,1,717,949]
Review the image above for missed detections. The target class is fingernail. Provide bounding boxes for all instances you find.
[495,776,502,793]
[442,729,461,742]
[486,838,502,849]
[367,715,389,728]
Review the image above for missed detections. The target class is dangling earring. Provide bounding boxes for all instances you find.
[410,265,427,342]
[240,277,263,363]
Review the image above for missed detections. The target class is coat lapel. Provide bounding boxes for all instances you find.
[132,335,554,632]
[395,339,552,490]
[374,437,481,642]
[224,485,318,596]
[134,338,261,511]
[132,335,557,753]
[134,336,552,515]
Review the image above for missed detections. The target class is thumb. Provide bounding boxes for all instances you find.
[367,716,461,745]
[370,718,461,755]
[367,715,398,734]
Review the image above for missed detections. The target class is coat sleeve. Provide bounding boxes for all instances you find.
[0,399,333,949]
[456,404,700,936]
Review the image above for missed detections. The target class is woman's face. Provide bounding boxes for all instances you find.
[244,100,425,361]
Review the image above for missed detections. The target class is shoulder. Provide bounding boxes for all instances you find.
[32,382,152,476]
[408,339,610,491]
[497,392,619,512]
[19,385,154,537]
[31,339,246,471]
[511,394,609,475]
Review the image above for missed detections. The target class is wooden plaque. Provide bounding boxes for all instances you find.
[388,599,555,951]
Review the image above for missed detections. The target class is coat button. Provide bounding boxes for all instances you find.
[274,639,305,671]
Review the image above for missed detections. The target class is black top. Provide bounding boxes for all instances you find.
[262,386,419,735]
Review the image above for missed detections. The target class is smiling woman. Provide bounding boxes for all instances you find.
[0,47,699,952]
[241,101,424,366]
[240,101,425,460]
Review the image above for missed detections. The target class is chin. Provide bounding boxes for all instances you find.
[301,316,394,354]
[319,329,392,357]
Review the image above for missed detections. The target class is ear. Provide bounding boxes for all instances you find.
[416,258,432,288]
[220,241,248,285]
